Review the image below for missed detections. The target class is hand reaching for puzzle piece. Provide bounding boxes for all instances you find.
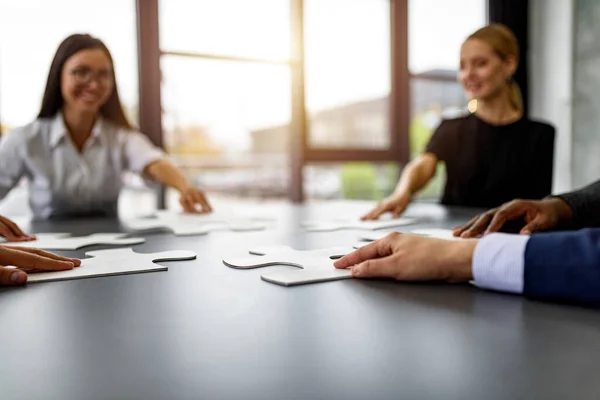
[223,245,355,286]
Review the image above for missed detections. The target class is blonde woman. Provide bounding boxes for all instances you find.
[363,24,555,220]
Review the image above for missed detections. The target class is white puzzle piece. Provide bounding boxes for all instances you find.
[152,210,276,223]
[223,245,354,286]
[358,228,462,243]
[302,217,417,232]
[18,248,197,283]
[4,233,145,250]
[122,211,268,236]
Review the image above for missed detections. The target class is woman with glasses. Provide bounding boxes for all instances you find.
[0,34,212,219]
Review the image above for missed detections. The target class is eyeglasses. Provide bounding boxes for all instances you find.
[69,67,113,86]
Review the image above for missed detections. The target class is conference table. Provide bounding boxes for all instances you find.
[1,201,599,400]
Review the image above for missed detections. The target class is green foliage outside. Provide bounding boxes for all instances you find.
[340,112,446,200]
[340,162,398,200]
[409,113,445,200]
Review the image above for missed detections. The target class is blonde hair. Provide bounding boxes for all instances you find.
[466,24,522,112]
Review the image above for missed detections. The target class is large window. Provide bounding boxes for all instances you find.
[304,0,391,150]
[301,0,399,201]
[155,0,487,203]
[0,0,138,132]
[303,0,487,201]
[156,0,402,203]
[158,0,292,202]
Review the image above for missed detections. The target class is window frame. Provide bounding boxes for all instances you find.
[135,0,410,203]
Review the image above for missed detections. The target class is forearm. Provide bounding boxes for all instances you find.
[144,159,192,192]
[394,156,436,196]
[555,180,600,228]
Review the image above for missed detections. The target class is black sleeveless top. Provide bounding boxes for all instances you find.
[425,113,555,208]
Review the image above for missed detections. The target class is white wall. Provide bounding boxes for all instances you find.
[529,0,575,193]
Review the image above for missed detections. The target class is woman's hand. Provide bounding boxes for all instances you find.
[0,245,81,286]
[361,191,412,221]
[179,187,213,214]
[0,215,35,242]
[144,160,214,214]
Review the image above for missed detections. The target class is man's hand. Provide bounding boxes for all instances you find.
[0,246,81,286]
[453,198,574,238]
[334,232,477,282]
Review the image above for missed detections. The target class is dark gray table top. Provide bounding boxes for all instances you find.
[1,201,599,400]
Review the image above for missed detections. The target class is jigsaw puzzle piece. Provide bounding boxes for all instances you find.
[122,213,266,236]
[223,246,354,286]
[26,248,196,283]
[302,218,417,232]
[6,233,145,250]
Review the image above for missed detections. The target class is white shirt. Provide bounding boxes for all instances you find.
[472,233,531,294]
[0,112,164,219]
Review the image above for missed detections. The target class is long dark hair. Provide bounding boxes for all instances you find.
[38,34,132,130]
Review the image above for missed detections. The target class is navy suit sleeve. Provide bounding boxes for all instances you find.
[524,228,600,308]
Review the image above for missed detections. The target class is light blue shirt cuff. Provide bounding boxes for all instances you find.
[472,233,530,294]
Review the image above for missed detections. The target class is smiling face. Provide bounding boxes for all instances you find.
[60,48,114,115]
[458,38,516,102]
